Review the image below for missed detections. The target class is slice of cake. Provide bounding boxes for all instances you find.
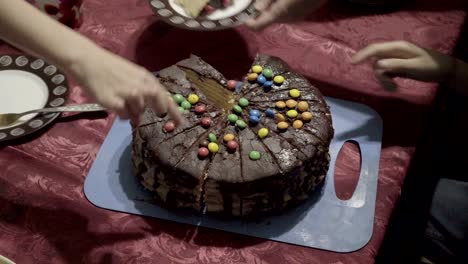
[132,54,334,217]
[176,0,234,18]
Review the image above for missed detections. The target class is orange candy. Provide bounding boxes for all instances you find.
[293,120,304,129]
[301,112,313,122]
[275,101,286,109]
[223,134,235,142]
[286,99,297,109]
[276,113,286,122]
[277,121,289,130]
[297,101,309,112]
[248,73,258,82]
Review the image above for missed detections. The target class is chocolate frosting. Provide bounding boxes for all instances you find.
[132,54,334,217]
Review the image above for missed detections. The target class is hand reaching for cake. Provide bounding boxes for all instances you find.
[246,0,328,31]
[0,0,184,126]
[351,41,462,92]
[69,47,184,125]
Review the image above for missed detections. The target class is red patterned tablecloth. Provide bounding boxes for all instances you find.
[0,0,466,263]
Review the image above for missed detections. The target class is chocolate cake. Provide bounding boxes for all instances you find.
[132,54,334,217]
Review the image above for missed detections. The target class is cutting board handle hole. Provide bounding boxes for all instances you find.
[334,140,362,201]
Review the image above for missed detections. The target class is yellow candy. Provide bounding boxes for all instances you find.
[301,112,313,122]
[248,73,258,82]
[208,142,219,153]
[223,133,235,142]
[297,101,309,112]
[287,110,298,118]
[276,113,286,122]
[275,101,286,109]
[277,121,289,130]
[293,120,304,129]
[252,65,263,74]
[289,89,301,98]
[258,128,269,139]
[286,99,297,109]
[188,94,199,104]
[274,75,285,84]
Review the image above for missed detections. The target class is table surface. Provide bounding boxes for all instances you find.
[0,0,466,263]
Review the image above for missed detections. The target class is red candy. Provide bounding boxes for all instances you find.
[227,80,237,91]
[194,104,206,115]
[227,140,238,152]
[198,147,210,158]
[204,5,215,14]
[164,121,175,133]
[200,117,212,128]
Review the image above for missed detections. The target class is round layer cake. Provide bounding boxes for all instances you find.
[132,54,334,217]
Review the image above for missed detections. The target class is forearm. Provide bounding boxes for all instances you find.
[0,0,97,71]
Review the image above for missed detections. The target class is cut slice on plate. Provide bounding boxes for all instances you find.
[175,0,210,17]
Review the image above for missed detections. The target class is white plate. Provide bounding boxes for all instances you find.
[0,55,69,143]
[149,0,257,31]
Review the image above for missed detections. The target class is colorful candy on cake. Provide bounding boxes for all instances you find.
[132,54,334,217]
[175,0,233,18]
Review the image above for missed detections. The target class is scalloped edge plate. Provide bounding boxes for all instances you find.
[0,54,69,143]
[149,0,257,31]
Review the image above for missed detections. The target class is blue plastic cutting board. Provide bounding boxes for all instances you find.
[84,97,382,252]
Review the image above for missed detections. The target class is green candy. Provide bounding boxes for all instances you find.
[228,114,238,123]
[178,106,185,113]
[249,151,261,161]
[208,133,217,143]
[239,98,249,107]
[173,94,185,104]
[262,69,273,79]
[233,105,243,114]
[236,120,247,129]
[181,100,192,110]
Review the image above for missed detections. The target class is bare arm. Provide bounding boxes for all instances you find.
[0,0,92,72]
[0,1,183,125]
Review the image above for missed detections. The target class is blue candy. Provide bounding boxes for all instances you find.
[265,108,275,118]
[235,81,243,92]
[263,80,273,89]
[249,115,260,125]
[249,109,261,117]
[257,75,267,85]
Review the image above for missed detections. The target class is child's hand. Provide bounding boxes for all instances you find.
[68,47,184,125]
[351,41,455,91]
[246,0,327,31]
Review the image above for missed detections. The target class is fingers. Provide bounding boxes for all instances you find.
[102,96,129,120]
[351,41,422,64]
[254,0,272,11]
[166,96,185,126]
[144,73,184,125]
[126,92,144,125]
[246,0,288,31]
[144,73,168,117]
